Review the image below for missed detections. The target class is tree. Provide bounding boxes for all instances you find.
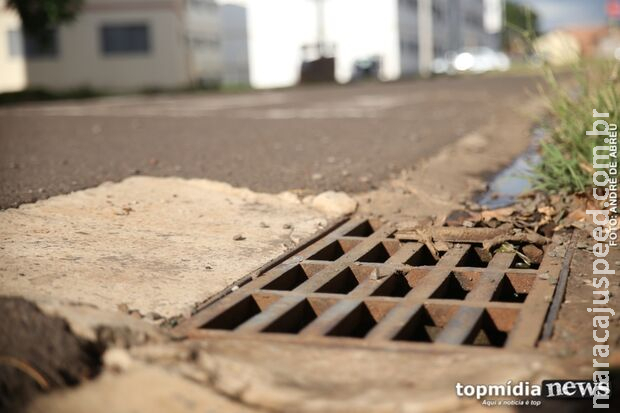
[7,0,83,40]
[502,1,540,53]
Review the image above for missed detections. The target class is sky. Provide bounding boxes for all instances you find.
[513,0,609,32]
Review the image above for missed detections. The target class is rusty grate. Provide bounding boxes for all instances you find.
[176,219,566,351]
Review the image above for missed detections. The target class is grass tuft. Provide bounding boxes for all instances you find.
[532,60,619,193]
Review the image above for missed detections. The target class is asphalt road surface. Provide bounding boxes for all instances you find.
[0,75,539,209]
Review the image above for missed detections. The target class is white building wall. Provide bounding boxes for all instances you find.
[186,0,223,86]
[483,0,503,49]
[227,0,401,89]
[484,0,503,34]
[242,0,315,88]
[325,0,401,83]
[26,0,190,91]
[0,1,26,92]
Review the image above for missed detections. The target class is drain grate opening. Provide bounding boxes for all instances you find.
[393,307,443,342]
[430,272,474,300]
[404,268,431,288]
[510,254,541,270]
[357,241,399,263]
[485,307,520,333]
[327,303,381,338]
[505,273,536,293]
[491,275,532,303]
[202,295,273,330]
[345,220,379,237]
[372,272,412,297]
[316,267,370,294]
[309,239,360,261]
[358,243,390,263]
[263,299,320,334]
[494,243,543,269]
[456,247,488,268]
[452,271,481,290]
[467,311,509,348]
[262,264,325,291]
[405,245,441,266]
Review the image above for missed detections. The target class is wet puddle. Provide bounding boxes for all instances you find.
[477,128,544,209]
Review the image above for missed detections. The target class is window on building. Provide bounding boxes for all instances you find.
[101,24,150,55]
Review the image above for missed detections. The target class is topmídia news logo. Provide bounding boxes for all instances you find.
[455,380,611,408]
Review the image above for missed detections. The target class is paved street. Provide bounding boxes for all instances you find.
[0,75,538,209]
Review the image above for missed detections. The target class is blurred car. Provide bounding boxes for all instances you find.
[432,52,457,75]
[351,56,382,81]
[433,47,510,75]
[453,47,510,73]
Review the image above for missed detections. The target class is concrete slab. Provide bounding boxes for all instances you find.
[26,365,258,413]
[0,177,341,318]
[122,339,562,413]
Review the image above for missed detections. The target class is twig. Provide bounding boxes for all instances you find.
[482,231,550,251]
[410,229,440,260]
[0,356,50,390]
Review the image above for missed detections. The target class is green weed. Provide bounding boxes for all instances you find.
[532,61,619,193]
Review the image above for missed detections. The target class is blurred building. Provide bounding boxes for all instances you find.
[0,0,223,92]
[0,0,26,92]
[1,0,500,92]
[598,28,620,60]
[241,0,501,89]
[565,26,611,56]
[219,3,250,86]
[483,0,503,49]
[534,26,619,65]
[398,0,421,77]
[433,0,488,56]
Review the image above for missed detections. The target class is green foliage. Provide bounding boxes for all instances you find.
[505,1,539,34]
[532,62,620,193]
[7,0,83,39]
[502,1,539,52]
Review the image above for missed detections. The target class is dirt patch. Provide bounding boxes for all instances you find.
[542,229,620,361]
[0,297,102,411]
[356,95,544,222]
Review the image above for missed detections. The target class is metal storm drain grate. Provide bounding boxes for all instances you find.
[176,219,567,351]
